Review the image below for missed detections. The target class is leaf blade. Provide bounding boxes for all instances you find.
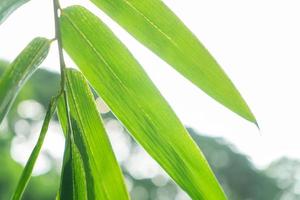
[58,69,130,200]
[0,0,30,24]
[11,96,57,200]
[89,0,256,123]
[57,94,88,200]
[0,37,50,124]
[60,6,226,200]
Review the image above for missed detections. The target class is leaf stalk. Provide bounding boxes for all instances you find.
[53,0,66,89]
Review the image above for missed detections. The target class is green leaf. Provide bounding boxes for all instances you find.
[0,37,50,124]
[57,122,88,200]
[57,94,88,200]
[60,6,226,200]
[58,136,74,200]
[11,96,58,200]
[58,69,130,200]
[0,0,30,24]
[57,94,68,135]
[89,0,256,123]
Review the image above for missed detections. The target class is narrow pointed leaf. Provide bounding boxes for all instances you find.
[0,37,50,124]
[60,6,226,200]
[57,95,88,200]
[69,140,88,200]
[11,96,57,200]
[89,0,256,123]
[59,136,74,200]
[58,128,88,200]
[0,0,30,24]
[59,69,130,200]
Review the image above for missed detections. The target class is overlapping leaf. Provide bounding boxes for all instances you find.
[11,96,57,200]
[60,6,226,199]
[57,69,129,200]
[57,94,87,200]
[89,0,256,123]
[0,0,30,24]
[0,37,50,124]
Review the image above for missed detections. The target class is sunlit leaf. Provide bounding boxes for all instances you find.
[0,37,50,124]
[58,136,74,200]
[11,96,58,200]
[58,127,88,200]
[57,94,88,200]
[57,69,130,200]
[89,0,256,123]
[0,0,30,24]
[60,6,226,199]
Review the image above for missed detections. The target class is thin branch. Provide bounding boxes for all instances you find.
[52,0,73,141]
[53,0,66,89]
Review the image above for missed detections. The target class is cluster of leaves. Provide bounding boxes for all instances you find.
[0,64,277,200]
[0,0,256,199]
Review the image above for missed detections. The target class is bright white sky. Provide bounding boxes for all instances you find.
[1,0,300,168]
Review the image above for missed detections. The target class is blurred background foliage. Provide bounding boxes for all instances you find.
[0,61,298,200]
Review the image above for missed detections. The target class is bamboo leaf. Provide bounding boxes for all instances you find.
[58,69,130,200]
[89,0,256,123]
[60,6,226,200]
[57,94,88,200]
[57,95,68,135]
[11,96,58,200]
[58,127,88,200]
[0,37,50,124]
[59,135,75,200]
[0,0,30,24]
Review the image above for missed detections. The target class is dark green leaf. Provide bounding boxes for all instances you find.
[11,96,57,200]
[58,69,130,200]
[57,94,88,200]
[90,0,256,123]
[0,37,50,124]
[0,0,30,24]
[58,129,88,200]
[60,6,226,200]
